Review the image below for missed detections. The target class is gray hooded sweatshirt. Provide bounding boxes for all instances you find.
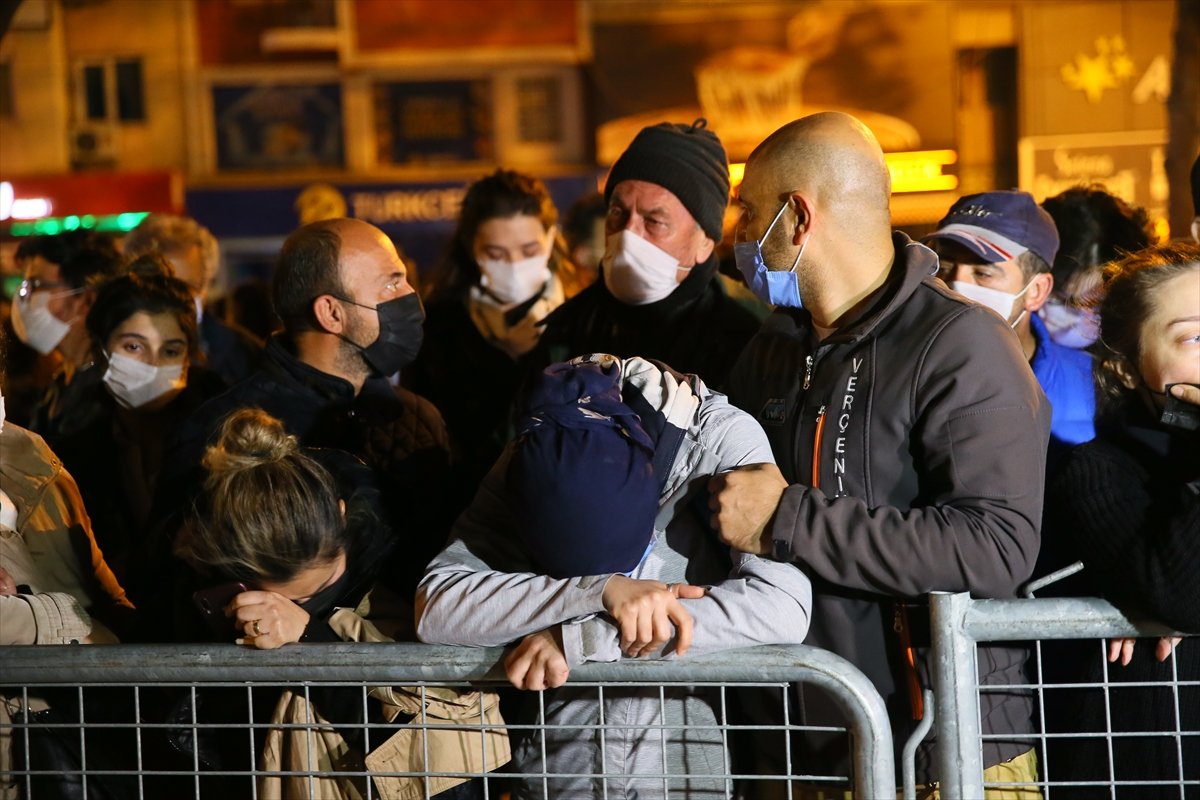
[417,356,812,799]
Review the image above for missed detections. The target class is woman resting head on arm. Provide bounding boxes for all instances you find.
[175,408,351,649]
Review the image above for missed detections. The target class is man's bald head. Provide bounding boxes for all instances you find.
[746,112,891,221]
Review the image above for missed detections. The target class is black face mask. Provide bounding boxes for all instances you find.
[336,293,425,377]
[297,562,357,620]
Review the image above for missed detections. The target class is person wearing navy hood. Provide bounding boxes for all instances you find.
[531,120,760,390]
[418,354,811,799]
[924,189,1095,466]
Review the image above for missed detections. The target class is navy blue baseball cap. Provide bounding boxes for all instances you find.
[924,190,1060,268]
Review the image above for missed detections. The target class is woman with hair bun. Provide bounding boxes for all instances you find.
[177,406,369,647]
[51,253,225,587]
[172,407,506,799]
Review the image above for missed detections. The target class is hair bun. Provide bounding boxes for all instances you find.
[203,408,298,476]
[124,252,177,280]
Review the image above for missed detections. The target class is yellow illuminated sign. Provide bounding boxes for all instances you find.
[885,150,959,193]
[729,151,957,194]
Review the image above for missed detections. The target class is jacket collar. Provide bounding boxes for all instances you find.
[265,333,397,402]
[596,251,721,320]
[772,231,941,344]
[1102,401,1200,482]
[0,424,62,532]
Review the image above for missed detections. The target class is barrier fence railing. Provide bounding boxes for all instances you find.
[4,597,1194,799]
[929,592,1195,799]
[0,642,895,799]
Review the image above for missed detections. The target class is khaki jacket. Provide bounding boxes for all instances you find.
[259,590,510,800]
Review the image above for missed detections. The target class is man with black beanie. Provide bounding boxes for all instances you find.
[531,119,760,390]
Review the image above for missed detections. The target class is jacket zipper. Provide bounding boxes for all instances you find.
[811,405,827,489]
[894,606,925,720]
[803,355,814,390]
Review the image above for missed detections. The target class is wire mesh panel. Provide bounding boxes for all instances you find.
[0,643,894,800]
[930,593,1198,800]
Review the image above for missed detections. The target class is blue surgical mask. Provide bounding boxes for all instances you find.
[733,202,808,308]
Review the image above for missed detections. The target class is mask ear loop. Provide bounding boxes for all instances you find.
[789,232,809,274]
[763,199,808,275]
[758,201,791,245]
[1008,273,1042,329]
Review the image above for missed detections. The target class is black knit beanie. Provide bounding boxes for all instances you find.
[604,119,730,244]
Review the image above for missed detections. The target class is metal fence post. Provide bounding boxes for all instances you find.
[930,591,984,798]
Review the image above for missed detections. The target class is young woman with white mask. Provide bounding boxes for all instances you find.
[49,255,226,585]
[409,169,585,506]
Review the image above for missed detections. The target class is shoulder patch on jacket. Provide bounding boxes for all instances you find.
[760,398,787,426]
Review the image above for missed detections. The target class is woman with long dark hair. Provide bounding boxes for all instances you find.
[409,169,585,496]
[51,254,225,586]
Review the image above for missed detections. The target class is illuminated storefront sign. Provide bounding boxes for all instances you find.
[884,150,959,194]
[729,150,958,194]
[0,182,54,220]
[1019,130,1169,239]
[0,172,180,236]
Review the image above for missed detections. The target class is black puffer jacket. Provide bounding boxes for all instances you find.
[133,335,452,615]
[531,253,760,392]
[50,366,226,587]
[728,232,1051,782]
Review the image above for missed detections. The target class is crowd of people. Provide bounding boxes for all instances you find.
[0,112,1197,799]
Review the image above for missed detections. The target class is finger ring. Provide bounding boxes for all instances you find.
[252,620,262,636]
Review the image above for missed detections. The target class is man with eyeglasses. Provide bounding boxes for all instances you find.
[10,231,123,444]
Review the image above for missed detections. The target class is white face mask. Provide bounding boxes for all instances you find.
[952,278,1034,329]
[1040,299,1100,349]
[11,291,75,355]
[478,251,552,306]
[602,230,688,305]
[103,352,186,410]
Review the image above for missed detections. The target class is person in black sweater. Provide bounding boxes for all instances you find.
[530,119,760,392]
[51,255,226,587]
[409,169,586,500]
[1043,241,1200,797]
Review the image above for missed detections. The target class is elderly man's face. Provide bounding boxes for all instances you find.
[605,180,714,270]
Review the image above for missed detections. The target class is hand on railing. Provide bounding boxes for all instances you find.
[602,575,704,657]
[1107,635,1183,666]
[505,627,570,690]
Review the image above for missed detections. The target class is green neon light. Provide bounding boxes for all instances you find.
[6,212,151,236]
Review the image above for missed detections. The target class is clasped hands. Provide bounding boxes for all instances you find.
[504,575,705,691]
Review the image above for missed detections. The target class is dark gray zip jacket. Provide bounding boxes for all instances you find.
[728,232,1051,782]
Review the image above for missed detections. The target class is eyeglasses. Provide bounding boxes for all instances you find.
[17,279,71,300]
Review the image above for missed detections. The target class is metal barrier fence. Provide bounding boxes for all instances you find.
[930,592,1197,799]
[0,642,895,799]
